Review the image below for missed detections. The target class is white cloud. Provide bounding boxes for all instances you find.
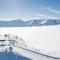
[31,14,58,20]
[47,7,60,14]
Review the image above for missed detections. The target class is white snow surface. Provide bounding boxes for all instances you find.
[0,25,60,59]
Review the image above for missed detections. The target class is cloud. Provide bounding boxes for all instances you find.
[28,7,60,20]
[31,14,58,19]
[48,7,60,14]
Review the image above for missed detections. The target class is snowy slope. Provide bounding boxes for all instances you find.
[0,25,60,60]
[0,25,60,50]
[0,34,60,60]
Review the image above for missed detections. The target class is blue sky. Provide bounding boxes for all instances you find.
[0,0,60,20]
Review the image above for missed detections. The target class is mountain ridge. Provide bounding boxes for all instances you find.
[0,19,60,27]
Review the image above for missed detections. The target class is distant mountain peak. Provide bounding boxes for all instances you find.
[0,19,60,27]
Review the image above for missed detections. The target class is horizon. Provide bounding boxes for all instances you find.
[0,18,60,21]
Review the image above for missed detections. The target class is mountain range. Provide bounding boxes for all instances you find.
[0,19,60,27]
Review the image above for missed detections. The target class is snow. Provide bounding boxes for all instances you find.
[13,46,59,60]
[0,25,60,59]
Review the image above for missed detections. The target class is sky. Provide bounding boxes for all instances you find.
[0,0,60,20]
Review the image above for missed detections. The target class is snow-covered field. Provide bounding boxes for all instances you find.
[0,25,60,53]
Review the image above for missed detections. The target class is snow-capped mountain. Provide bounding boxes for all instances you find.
[0,19,60,27]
